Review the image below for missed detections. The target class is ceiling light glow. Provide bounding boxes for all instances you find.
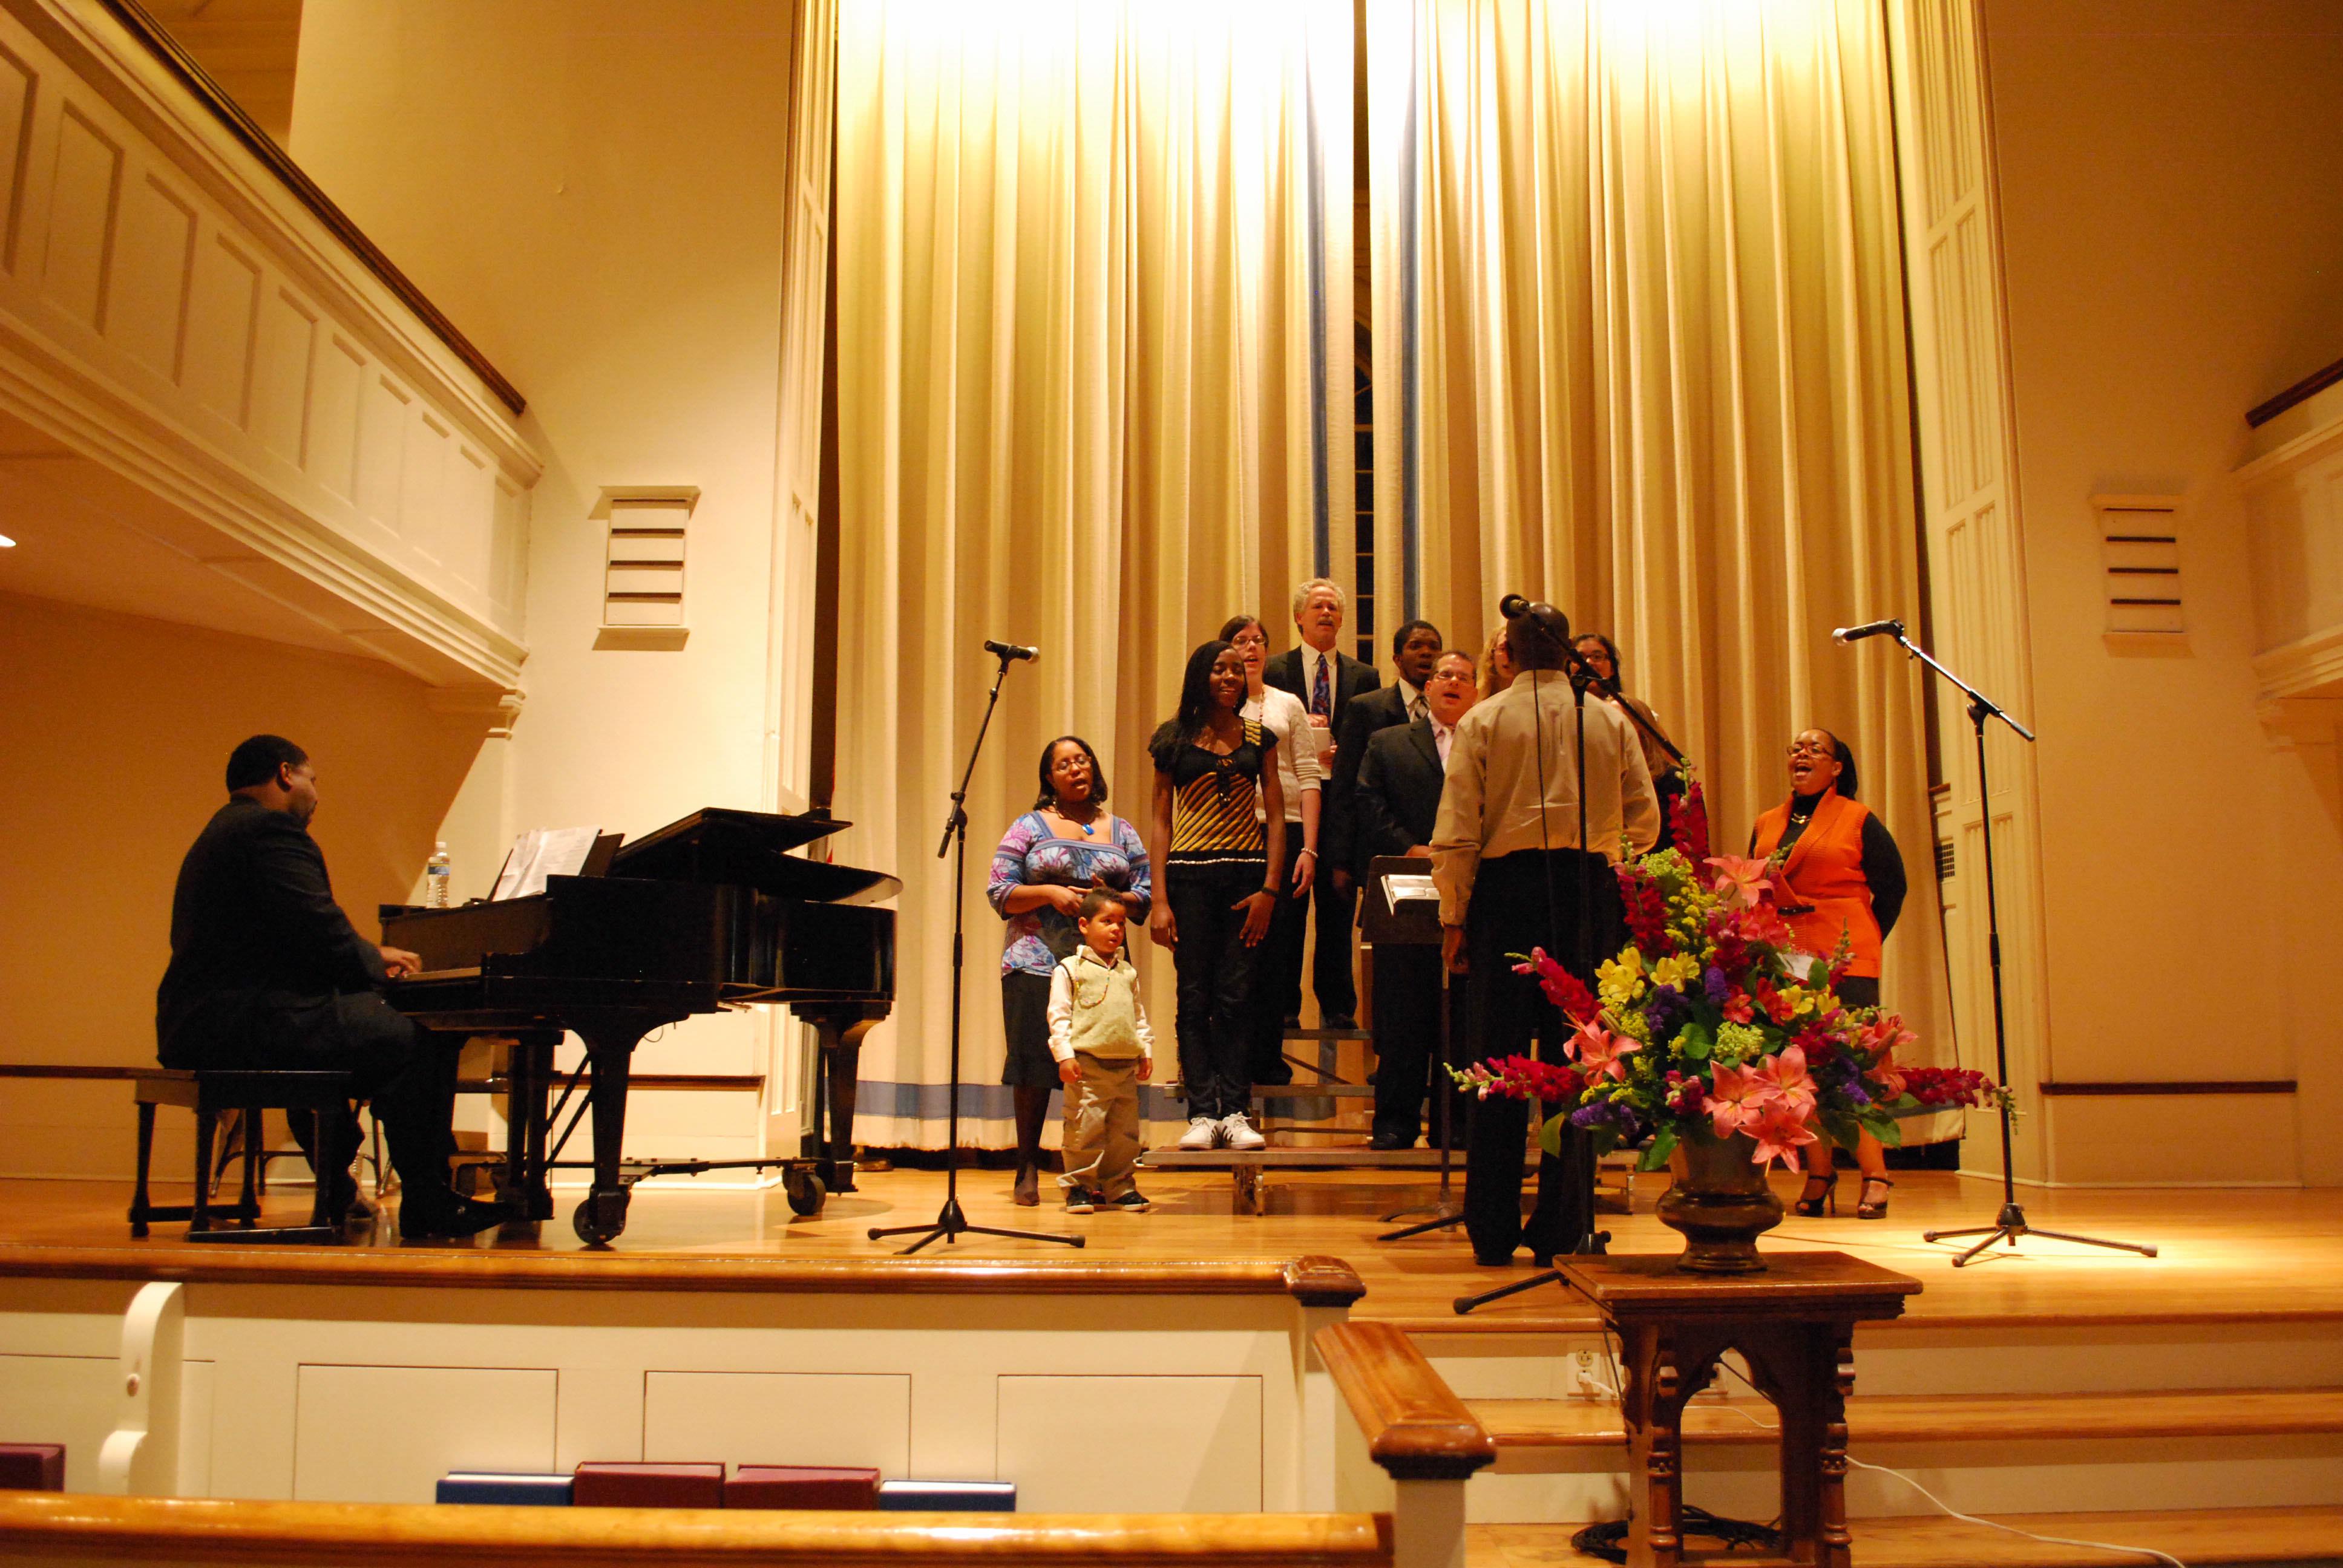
[0,532,15,547]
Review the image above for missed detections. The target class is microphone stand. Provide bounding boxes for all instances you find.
[1866,627,2154,1267]
[870,646,1083,1256]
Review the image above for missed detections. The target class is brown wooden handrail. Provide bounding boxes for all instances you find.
[0,1494,1394,1568]
[91,0,527,417]
[0,1244,1366,1303]
[2247,354,2343,429]
[1316,1322,1496,1481]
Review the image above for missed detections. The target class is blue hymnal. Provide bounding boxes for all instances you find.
[436,1472,574,1506]
[877,1479,1015,1512]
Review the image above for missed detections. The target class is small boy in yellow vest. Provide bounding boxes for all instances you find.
[1049,889,1156,1212]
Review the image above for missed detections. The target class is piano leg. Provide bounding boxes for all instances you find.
[805,1016,878,1195]
[571,1018,654,1247]
[503,1031,557,1223]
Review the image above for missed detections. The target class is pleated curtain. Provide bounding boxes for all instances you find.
[1384,0,1957,1071]
[834,0,1351,1146]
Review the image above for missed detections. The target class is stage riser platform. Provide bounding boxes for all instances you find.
[0,1270,1348,1514]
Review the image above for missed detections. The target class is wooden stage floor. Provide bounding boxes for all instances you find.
[8,1166,2343,1330]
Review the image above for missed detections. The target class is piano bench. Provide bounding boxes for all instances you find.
[131,1069,360,1244]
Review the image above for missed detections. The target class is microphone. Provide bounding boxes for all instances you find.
[983,639,1040,663]
[1498,593,1531,620]
[1832,618,1906,645]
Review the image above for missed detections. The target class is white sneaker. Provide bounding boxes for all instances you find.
[1178,1116,1219,1150]
[1221,1113,1267,1151]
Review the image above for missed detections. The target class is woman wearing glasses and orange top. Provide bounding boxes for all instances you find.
[1748,728,1907,1220]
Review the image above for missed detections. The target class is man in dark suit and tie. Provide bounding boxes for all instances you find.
[157,734,503,1240]
[1353,649,1477,1147]
[1324,619,1444,883]
[1264,578,1379,1028]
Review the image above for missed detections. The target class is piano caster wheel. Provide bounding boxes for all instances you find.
[572,1192,628,1247]
[784,1171,826,1218]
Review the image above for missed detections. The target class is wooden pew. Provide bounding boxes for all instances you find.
[0,1493,1393,1568]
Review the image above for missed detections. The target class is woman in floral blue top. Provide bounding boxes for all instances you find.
[989,735,1152,1204]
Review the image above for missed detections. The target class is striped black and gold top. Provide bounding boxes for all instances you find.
[1153,719,1271,867]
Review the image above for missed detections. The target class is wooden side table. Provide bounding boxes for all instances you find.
[1557,1252,1921,1568]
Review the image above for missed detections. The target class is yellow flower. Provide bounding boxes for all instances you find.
[1598,948,1647,1008]
[1650,953,1700,991]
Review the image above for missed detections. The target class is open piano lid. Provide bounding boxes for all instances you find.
[609,806,900,907]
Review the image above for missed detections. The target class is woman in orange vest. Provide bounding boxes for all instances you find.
[1748,729,1907,1219]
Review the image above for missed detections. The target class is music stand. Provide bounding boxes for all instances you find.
[1362,857,1463,1240]
[870,645,1083,1256]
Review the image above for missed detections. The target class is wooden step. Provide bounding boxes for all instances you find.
[1469,1505,2343,1567]
[1144,1146,1476,1170]
[1468,1387,2343,1449]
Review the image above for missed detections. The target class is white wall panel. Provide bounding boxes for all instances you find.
[252,285,314,465]
[641,1371,911,1474]
[182,232,257,425]
[40,102,114,328]
[998,1374,1263,1514]
[111,171,188,380]
[355,371,408,540]
[291,1364,558,1503]
[0,42,30,273]
[0,1351,115,1494]
[310,333,362,501]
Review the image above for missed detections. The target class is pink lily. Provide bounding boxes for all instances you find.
[1754,1045,1818,1118]
[1703,1061,1778,1139]
[1567,1021,1640,1083]
[1704,854,1775,910]
[1747,1103,1820,1172]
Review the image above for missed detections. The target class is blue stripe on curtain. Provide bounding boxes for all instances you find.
[1306,40,1331,575]
[1400,19,1422,619]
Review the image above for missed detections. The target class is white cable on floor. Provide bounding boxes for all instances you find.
[1702,1360,2191,1568]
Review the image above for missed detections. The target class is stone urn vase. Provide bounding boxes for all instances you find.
[1655,1128,1783,1274]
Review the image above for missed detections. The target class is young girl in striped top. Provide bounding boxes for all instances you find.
[1146,640,1285,1150]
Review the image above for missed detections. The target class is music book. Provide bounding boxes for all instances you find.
[1380,872,1439,906]
[726,1465,882,1510]
[436,1472,574,1506]
[491,825,605,900]
[877,1478,1016,1512]
[570,1461,725,1508]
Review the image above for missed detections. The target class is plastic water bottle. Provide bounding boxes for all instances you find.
[425,841,452,908]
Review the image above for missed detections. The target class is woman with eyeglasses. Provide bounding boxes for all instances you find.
[1749,728,1909,1219]
[1219,615,1323,1086]
[1573,633,1685,851]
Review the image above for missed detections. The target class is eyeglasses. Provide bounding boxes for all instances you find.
[1787,742,1835,759]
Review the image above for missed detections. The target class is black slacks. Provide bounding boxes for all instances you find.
[1459,849,1625,1262]
[1369,943,1463,1144]
[1310,874,1360,1021]
[1166,861,1264,1122]
[202,990,460,1197]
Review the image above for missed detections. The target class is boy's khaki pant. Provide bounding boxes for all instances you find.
[1059,1051,1141,1198]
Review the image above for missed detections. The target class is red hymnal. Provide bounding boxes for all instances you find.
[0,1446,64,1491]
[726,1465,882,1510]
[570,1462,725,1509]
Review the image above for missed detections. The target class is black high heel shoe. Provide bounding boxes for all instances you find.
[1856,1176,1895,1220]
[1791,1171,1839,1217]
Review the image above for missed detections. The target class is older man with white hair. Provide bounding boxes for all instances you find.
[1263,577,1379,1033]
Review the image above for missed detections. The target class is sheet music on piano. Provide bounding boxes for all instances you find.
[491,825,605,900]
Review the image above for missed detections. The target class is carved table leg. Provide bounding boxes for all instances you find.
[1620,1326,1722,1568]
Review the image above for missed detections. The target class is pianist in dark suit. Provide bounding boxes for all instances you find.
[1352,649,1478,1149]
[156,735,502,1240]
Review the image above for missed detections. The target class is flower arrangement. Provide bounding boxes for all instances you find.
[1450,781,2006,1174]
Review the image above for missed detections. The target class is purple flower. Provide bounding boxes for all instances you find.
[1703,965,1731,1005]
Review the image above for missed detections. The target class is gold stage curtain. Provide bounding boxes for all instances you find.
[834,0,1349,1146]
[1389,0,1955,1070]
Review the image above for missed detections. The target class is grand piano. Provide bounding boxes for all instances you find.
[381,807,898,1244]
